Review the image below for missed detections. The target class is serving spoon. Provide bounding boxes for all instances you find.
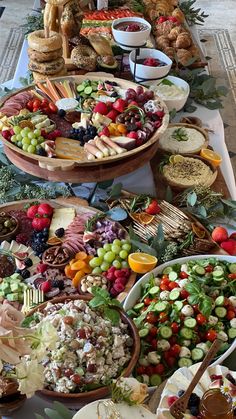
[170,338,222,419]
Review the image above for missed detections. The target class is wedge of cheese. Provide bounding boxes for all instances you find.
[49,208,76,238]
[55,137,86,160]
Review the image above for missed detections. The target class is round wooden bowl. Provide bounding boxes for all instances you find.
[27,294,140,405]
[0,75,169,175]
[161,154,218,190]
[42,245,71,269]
[0,214,19,243]
[158,123,209,155]
[0,393,26,415]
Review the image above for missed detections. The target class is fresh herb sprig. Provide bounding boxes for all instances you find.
[111,380,137,406]
[85,213,105,232]
[172,127,189,142]
[89,286,122,325]
[179,0,209,26]
[22,9,44,36]
[185,280,213,317]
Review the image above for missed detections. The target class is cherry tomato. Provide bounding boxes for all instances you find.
[206,329,217,342]
[168,281,179,290]
[228,273,236,280]
[154,364,165,375]
[49,102,58,113]
[192,304,200,313]
[43,106,51,115]
[205,265,214,272]
[146,366,155,376]
[169,336,177,345]
[160,284,169,291]
[171,322,179,334]
[137,366,146,375]
[71,374,81,384]
[224,298,230,307]
[227,310,235,320]
[33,106,40,112]
[166,356,176,367]
[149,326,158,336]
[64,368,73,377]
[159,312,168,323]
[151,339,157,349]
[180,289,189,299]
[146,312,159,324]
[161,274,169,280]
[163,350,171,361]
[26,100,34,111]
[196,313,207,325]
[179,271,189,279]
[170,344,181,357]
[41,98,49,106]
[144,297,153,306]
[33,99,41,108]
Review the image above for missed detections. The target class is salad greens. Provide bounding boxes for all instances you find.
[89,286,122,325]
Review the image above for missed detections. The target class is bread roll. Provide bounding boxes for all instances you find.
[176,32,192,49]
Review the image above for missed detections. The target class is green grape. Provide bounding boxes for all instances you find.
[22,137,31,145]
[27,145,36,154]
[13,126,21,135]
[22,144,29,151]
[27,131,34,139]
[101,261,110,271]
[113,239,121,246]
[113,260,121,269]
[17,141,23,148]
[31,138,38,146]
[16,134,22,141]
[97,248,106,258]
[121,261,129,268]
[119,250,128,260]
[38,136,44,143]
[111,244,121,254]
[11,135,17,142]
[34,129,41,137]
[22,127,30,134]
[122,243,131,252]
[104,251,115,263]
[121,239,128,244]
[92,267,102,275]
[89,257,103,268]
[103,243,111,251]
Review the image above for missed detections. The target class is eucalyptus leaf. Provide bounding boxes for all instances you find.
[0,152,10,165]
[44,409,64,419]
[187,191,197,206]
[52,402,74,419]
[221,199,236,209]
[35,415,45,419]
[98,179,114,189]
[197,205,207,218]
[108,182,123,199]
[130,239,157,256]
[165,186,173,203]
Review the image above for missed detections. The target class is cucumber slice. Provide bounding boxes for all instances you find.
[213,276,225,283]
[169,289,180,300]
[191,348,204,361]
[160,326,172,339]
[180,327,193,339]
[84,86,93,95]
[91,83,98,91]
[154,301,168,312]
[127,309,137,318]
[178,357,193,368]
[229,263,236,273]
[215,296,225,306]
[139,328,149,337]
[150,374,162,386]
[228,328,236,339]
[169,271,178,281]
[163,266,173,274]
[77,84,85,92]
[194,266,205,275]
[134,302,145,311]
[213,270,224,278]
[215,306,227,318]
[149,286,160,295]
[184,318,197,328]
[174,300,183,311]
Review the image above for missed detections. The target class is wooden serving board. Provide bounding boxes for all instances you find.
[0,75,169,173]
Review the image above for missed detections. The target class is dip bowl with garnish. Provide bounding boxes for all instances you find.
[151,75,190,111]
[129,49,172,82]
[112,17,151,50]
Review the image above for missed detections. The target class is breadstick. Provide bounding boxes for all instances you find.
[100,135,126,154]
[94,137,109,157]
[84,142,103,159]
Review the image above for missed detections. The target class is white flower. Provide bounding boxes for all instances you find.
[116,377,148,404]
[16,358,44,398]
[32,320,58,361]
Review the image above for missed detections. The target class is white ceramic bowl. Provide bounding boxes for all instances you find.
[124,254,236,366]
[112,17,151,50]
[151,75,190,112]
[129,49,172,82]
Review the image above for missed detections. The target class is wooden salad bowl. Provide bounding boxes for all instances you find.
[0,75,169,175]
[27,294,140,405]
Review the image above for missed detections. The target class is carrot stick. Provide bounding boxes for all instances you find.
[36,82,55,102]
[46,78,60,101]
[54,82,68,98]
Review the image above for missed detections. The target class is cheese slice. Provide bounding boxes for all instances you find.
[55,137,86,160]
[49,208,76,238]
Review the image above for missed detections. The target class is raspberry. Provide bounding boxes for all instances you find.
[167,396,179,407]
[37,263,48,274]
[16,233,28,245]
[115,277,127,286]
[110,287,119,297]
[113,282,125,293]
[40,280,52,293]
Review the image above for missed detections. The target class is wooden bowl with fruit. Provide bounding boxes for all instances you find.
[0,213,19,242]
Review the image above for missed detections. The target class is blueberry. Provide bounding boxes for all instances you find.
[83,135,90,142]
[58,109,66,117]
[43,228,49,233]
[111,92,118,97]
[189,406,199,416]
[55,228,65,238]
[24,258,33,268]
[21,269,30,279]
[36,147,47,156]
[188,393,200,408]
[177,390,185,397]
[16,268,22,274]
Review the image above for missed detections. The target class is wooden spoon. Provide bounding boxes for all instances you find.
[170,338,222,419]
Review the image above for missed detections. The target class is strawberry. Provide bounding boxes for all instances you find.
[220,240,236,255]
[40,280,52,293]
[27,204,39,219]
[168,16,179,23]
[127,131,138,139]
[113,98,127,113]
[93,102,108,115]
[145,199,161,215]
[106,109,119,122]
[37,203,53,217]
[37,263,48,274]
[98,126,110,137]
[32,217,51,231]
[211,226,228,243]
[128,101,139,107]
[167,396,179,407]
[157,16,167,24]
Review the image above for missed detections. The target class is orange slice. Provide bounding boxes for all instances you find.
[200,148,222,167]
[192,223,206,239]
[47,237,63,245]
[139,213,155,225]
[128,253,157,274]
[130,212,142,222]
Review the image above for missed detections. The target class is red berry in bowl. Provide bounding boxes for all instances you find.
[113,282,125,293]
[167,396,179,407]
[40,280,52,293]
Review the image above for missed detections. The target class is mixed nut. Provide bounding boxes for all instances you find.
[43,246,71,266]
[80,274,108,294]
[0,213,17,236]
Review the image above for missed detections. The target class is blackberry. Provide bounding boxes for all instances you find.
[51,279,65,290]
[36,147,47,156]
[55,228,65,238]
[110,91,118,97]
[188,393,200,408]
[24,258,33,268]
[177,390,185,397]
[21,269,30,279]
[31,242,47,254]
[58,109,66,117]
[189,406,199,416]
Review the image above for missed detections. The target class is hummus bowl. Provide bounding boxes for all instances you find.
[150,76,190,112]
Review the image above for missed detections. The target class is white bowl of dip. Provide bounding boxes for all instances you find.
[151,75,190,112]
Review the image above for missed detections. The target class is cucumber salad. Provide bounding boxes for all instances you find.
[126,258,236,387]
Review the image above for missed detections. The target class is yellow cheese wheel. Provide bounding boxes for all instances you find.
[55,137,86,160]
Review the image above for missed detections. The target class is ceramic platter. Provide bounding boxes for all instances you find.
[72,399,156,418]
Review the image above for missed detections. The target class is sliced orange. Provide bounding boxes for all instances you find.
[200,148,222,167]
[130,212,142,222]
[47,237,63,245]
[139,212,155,225]
[192,223,206,238]
[128,252,157,274]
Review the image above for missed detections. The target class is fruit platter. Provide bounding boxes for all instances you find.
[0,199,136,308]
[0,75,169,179]
[124,255,236,387]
